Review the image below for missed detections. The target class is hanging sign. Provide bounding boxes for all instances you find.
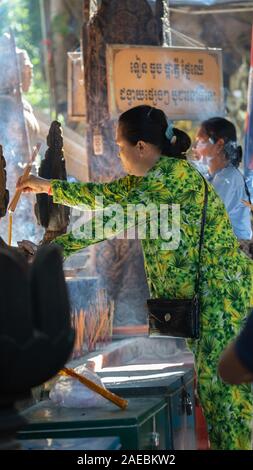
[106,45,224,120]
[67,52,86,122]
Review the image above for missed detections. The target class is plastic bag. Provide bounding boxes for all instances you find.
[49,365,108,408]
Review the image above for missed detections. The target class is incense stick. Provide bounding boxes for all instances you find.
[8,212,13,246]
[60,367,128,410]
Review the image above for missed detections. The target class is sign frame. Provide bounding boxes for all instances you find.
[106,44,224,121]
[67,51,87,122]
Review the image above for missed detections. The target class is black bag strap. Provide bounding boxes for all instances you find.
[194,175,208,295]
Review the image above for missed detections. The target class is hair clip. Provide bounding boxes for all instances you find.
[230,141,237,149]
[165,120,175,143]
[224,140,238,158]
[147,107,153,119]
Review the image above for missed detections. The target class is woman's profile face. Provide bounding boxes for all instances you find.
[193,127,216,161]
[115,124,141,175]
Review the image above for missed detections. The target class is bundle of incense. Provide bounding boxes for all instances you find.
[8,143,41,213]
[71,309,85,358]
[60,367,128,410]
[8,143,41,246]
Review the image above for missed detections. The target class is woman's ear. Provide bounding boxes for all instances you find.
[137,140,146,157]
[217,138,225,149]
[213,138,225,157]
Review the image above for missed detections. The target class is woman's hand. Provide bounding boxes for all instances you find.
[17,240,38,256]
[16,175,51,194]
[17,240,38,263]
[0,237,37,263]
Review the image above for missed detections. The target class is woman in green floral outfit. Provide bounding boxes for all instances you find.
[17,105,253,450]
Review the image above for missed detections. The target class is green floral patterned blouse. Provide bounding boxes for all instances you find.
[52,156,252,303]
[51,156,253,449]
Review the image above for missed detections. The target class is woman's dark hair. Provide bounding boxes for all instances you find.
[201,117,242,168]
[118,105,191,159]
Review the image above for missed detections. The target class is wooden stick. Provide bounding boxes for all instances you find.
[8,143,41,213]
[60,367,128,410]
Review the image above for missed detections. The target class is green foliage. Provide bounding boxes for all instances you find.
[0,0,49,110]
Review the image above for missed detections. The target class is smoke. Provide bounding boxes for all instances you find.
[0,107,43,244]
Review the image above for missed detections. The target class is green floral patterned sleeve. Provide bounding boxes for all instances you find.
[51,218,103,258]
[50,157,197,258]
[51,175,146,258]
[51,176,140,210]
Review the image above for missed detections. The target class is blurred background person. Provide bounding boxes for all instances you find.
[191,117,252,253]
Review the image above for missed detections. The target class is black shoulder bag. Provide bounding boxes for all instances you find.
[147,176,208,340]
